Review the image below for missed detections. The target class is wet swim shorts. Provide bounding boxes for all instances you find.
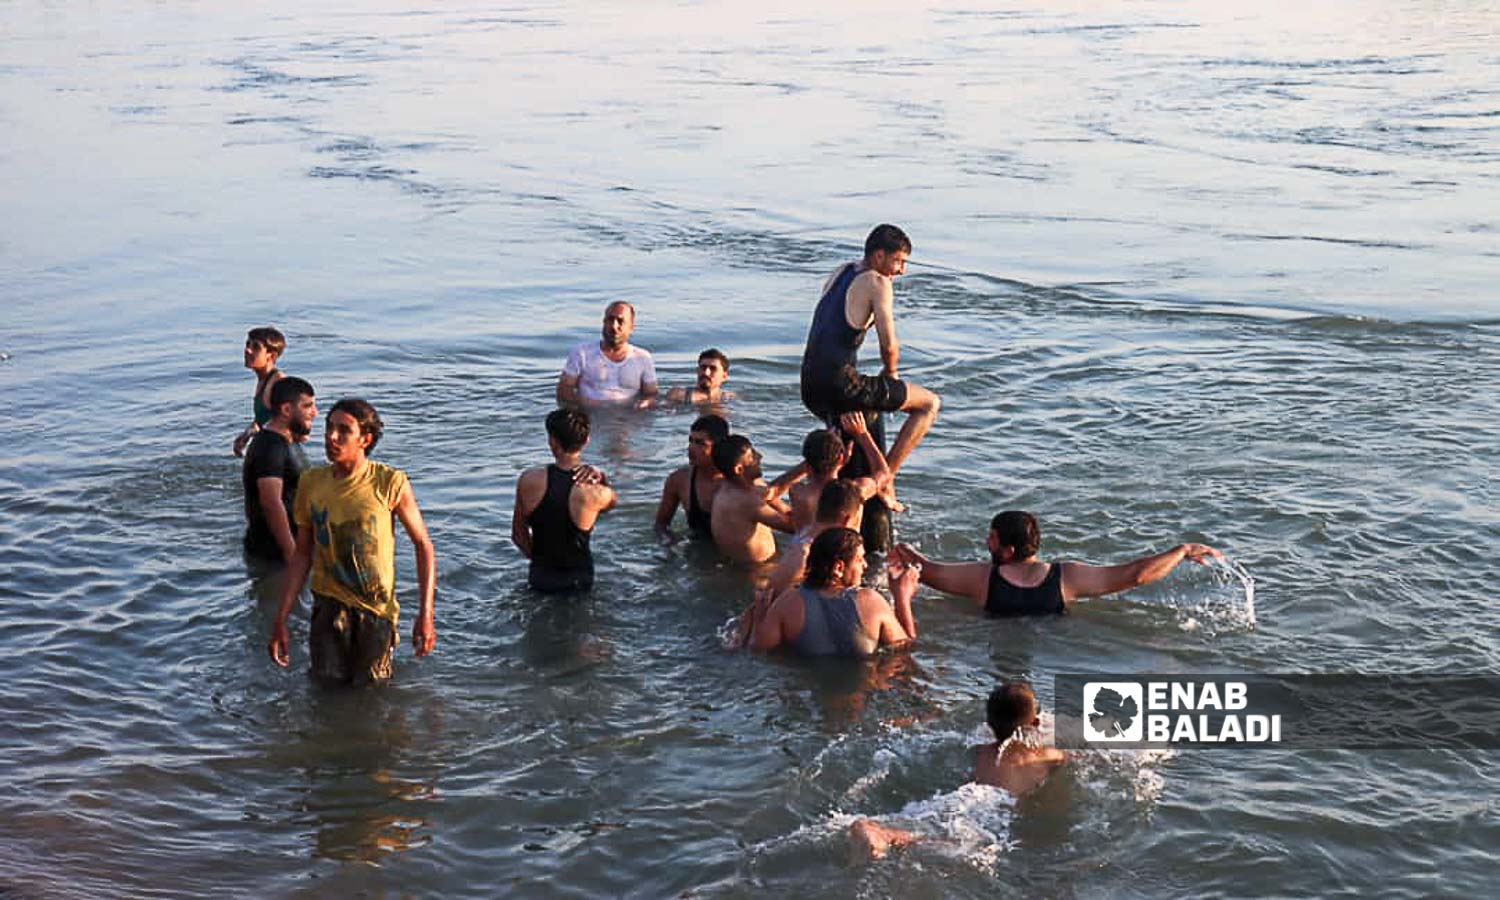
[800,363,909,416]
[309,594,398,686]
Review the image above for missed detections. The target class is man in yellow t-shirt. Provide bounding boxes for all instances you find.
[268,398,437,685]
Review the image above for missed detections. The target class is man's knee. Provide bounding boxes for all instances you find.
[903,384,940,415]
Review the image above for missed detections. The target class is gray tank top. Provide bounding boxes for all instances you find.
[791,586,871,658]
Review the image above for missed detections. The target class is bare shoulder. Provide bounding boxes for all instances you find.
[663,464,690,492]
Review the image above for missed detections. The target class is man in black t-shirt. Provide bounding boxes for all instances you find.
[242,376,316,563]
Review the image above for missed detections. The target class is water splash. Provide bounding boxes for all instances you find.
[1156,554,1256,635]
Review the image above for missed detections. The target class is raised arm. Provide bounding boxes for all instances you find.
[394,482,437,656]
[1062,542,1222,601]
[890,543,989,607]
[838,412,891,495]
[887,559,919,642]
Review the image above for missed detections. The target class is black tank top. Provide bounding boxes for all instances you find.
[985,563,1066,617]
[800,263,865,384]
[686,467,713,538]
[528,465,593,575]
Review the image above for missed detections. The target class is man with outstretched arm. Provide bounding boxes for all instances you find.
[268,398,437,686]
[800,224,941,479]
[891,510,1222,616]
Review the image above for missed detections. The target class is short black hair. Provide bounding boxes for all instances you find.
[247,326,286,357]
[690,413,729,443]
[698,348,729,371]
[546,407,591,452]
[801,429,845,477]
[328,398,383,452]
[268,375,313,410]
[990,510,1040,563]
[987,682,1038,743]
[815,480,863,524]
[711,434,753,478]
[864,224,911,257]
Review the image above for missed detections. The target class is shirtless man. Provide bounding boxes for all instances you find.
[653,413,730,544]
[664,348,735,407]
[800,224,941,479]
[557,301,658,409]
[233,326,288,457]
[708,434,802,565]
[787,412,891,533]
[890,510,1223,617]
[512,408,618,593]
[747,527,919,658]
[850,681,1066,859]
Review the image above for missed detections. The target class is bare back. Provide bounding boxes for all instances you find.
[710,482,779,563]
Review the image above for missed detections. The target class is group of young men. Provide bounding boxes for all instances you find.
[237,224,1223,834]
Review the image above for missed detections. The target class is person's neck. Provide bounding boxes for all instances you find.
[331,456,368,480]
[264,418,294,440]
[252,361,276,377]
[598,340,628,360]
[552,451,583,469]
[693,460,721,476]
[998,555,1042,568]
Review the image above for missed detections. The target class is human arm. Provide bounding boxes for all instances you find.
[752,500,796,534]
[871,279,900,378]
[838,413,891,495]
[1062,542,1223,601]
[510,472,533,559]
[652,470,684,543]
[557,345,585,406]
[255,476,297,562]
[393,482,437,656]
[733,585,776,649]
[634,354,659,409]
[749,589,796,652]
[267,524,314,666]
[232,423,258,457]
[890,543,990,606]
[887,558,919,642]
[762,462,810,509]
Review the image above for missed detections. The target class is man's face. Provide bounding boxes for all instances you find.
[843,544,868,586]
[244,339,275,370]
[871,249,909,279]
[737,446,763,484]
[695,357,728,392]
[687,430,713,467]
[324,410,371,465]
[285,394,318,442]
[601,304,634,348]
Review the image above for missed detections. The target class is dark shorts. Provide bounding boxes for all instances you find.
[529,565,595,595]
[801,364,908,417]
[309,594,398,686]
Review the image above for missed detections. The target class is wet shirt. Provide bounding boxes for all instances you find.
[563,342,657,404]
[241,428,306,560]
[528,465,594,586]
[985,563,1066,617]
[293,461,409,622]
[790,586,871,658]
[252,368,280,427]
[800,263,865,385]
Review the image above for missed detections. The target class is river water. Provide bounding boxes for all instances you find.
[2,1,1497,896]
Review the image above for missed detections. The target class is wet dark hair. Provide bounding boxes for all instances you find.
[803,527,863,590]
[987,682,1038,743]
[815,479,863,524]
[711,434,754,478]
[690,413,729,443]
[864,223,911,257]
[605,300,636,321]
[246,326,286,357]
[990,510,1041,563]
[801,428,845,477]
[698,348,729,371]
[268,375,313,410]
[546,407,591,452]
[328,397,383,452]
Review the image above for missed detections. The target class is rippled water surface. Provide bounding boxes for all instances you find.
[2,1,1498,896]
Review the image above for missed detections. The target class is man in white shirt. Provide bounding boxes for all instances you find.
[557,301,659,409]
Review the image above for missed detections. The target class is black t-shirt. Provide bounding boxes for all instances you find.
[242,429,307,560]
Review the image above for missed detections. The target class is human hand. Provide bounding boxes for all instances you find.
[268,620,291,667]
[413,614,436,656]
[838,412,869,436]
[233,431,252,458]
[889,543,924,568]
[1182,543,1222,565]
[887,557,921,597]
[572,464,608,486]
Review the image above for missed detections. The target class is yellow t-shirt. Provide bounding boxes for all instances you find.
[293,461,409,622]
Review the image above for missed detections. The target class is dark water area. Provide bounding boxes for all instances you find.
[2,1,1498,896]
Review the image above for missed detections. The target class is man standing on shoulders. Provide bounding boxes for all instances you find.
[268,398,437,686]
[242,376,316,565]
[512,408,617,593]
[557,301,659,409]
[653,413,729,544]
[800,224,941,479]
[665,348,735,407]
[891,510,1222,617]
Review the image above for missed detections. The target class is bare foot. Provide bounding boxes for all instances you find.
[848,818,919,860]
[878,483,906,514]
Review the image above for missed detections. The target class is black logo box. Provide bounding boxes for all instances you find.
[1052,675,1500,749]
